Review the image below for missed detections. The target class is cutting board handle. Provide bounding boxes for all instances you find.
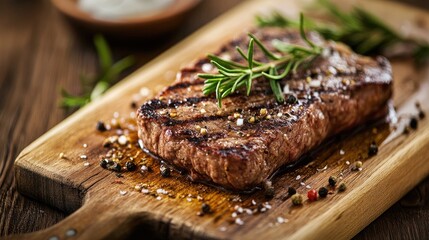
[6,200,142,240]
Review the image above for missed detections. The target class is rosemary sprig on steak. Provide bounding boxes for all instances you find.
[199,14,322,107]
[256,0,429,65]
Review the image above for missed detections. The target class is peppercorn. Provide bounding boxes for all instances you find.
[286,95,297,104]
[111,163,122,172]
[96,121,107,132]
[415,102,421,108]
[318,187,328,198]
[416,102,425,119]
[419,111,425,119]
[328,176,337,187]
[288,186,297,195]
[257,203,264,212]
[100,159,111,169]
[201,203,211,214]
[307,189,318,201]
[403,127,410,135]
[353,161,363,171]
[338,183,347,192]
[263,181,275,199]
[160,165,171,177]
[291,194,303,206]
[130,101,138,109]
[368,142,378,156]
[126,161,136,171]
[409,117,418,130]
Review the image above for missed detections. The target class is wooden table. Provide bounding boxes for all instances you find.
[1,0,428,239]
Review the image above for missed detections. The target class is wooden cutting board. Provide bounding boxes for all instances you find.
[12,0,429,239]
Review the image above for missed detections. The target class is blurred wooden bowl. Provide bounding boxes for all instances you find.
[51,0,200,38]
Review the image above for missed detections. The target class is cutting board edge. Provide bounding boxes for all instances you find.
[287,128,429,240]
[14,159,84,213]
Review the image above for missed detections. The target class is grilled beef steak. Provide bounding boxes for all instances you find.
[137,28,392,191]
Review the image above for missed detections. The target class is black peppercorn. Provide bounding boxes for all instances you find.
[338,183,347,192]
[201,203,211,214]
[126,161,136,171]
[108,162,122,172]
[257,203,264,212]
[286,95,297,104]
[328,176,337,187]
[419,111,425,119]
[318,187,328,198]
[287,186,297,195]
[409,117,418,130]
[96,121,107,132]
[100,159,110,169]
[263,181,275,199]
[264,187,275,199]
[160,165,171,177]
[130,101,138,109]
[403,127,410,135]
[368,141,378,156]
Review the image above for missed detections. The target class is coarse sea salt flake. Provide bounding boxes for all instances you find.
[202,63,213,73]
[118,135,128,145]
[140,87,150,97]
[141,188,150,194]
[235,218,244,225]
[283,84,290,94]
[309,80,321,88]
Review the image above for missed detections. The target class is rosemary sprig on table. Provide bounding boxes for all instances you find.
[61,35,135,110]
[199,14,321,107]
[256,0,429,65]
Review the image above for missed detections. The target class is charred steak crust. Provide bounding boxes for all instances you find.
[137,28,392,190]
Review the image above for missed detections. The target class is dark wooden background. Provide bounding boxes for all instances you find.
[1,0,428,239]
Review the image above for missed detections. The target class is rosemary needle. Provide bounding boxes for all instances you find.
[255,0,429,65]
[199,13,321,108]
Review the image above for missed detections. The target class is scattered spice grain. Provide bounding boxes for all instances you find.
[368,141,378,156]
[263,180,275,199]
[96,121,107,132]
[160,164,171,177]
[307,189,318,201]
[338,183,347,192]
[286,95,297,104]
[201,203,211,214]
[318,187,328,198]
[126,161,136,171]
[291,194,303,205]
[288,187,297,195]
[328,176,337,187]
[409,117,418,130]
[352,161,363,171]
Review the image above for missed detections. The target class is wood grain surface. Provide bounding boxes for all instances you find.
[1,0,429,239]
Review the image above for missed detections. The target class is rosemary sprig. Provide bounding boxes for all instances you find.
[61,35,135,110]
[199,14,321,107]
[256,0,429,65]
